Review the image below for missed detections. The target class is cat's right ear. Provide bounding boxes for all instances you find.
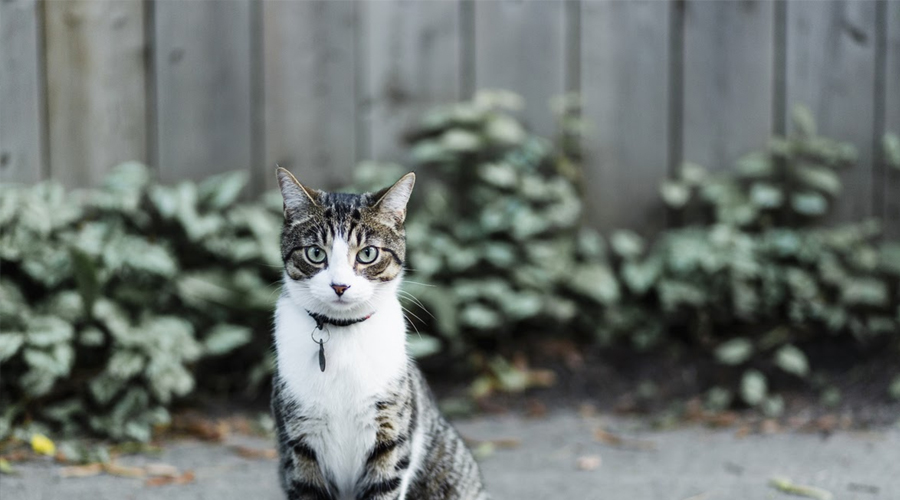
[276,167,319,219]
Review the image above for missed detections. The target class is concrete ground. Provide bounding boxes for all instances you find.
[2,410,898,500]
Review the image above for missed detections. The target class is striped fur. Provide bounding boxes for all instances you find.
[273,169,488,500]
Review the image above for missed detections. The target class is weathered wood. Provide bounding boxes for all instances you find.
[44,0,146,187]
[580,0,670,233]
[474,0,566,139]
[154,0,253,184]
[364,0,461,164]
[262,0,357,192]
[0,0,44,185]
[786,0,878,223]
[884,0,900,239]
[683,0,774,172]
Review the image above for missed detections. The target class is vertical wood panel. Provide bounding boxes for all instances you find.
[474,0,566,139]
[45,0,146,187]
[262,0,357,192]
[786,0,878,223]
[884,1,900,239]
[155,0,252,183]
[0,0,44,185]
[683,0,774,172]
[364,0,461,164]
[580,0,670,233]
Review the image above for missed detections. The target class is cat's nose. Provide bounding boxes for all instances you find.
[330,283,350,296]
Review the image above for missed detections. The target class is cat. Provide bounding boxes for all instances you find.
[271,168,489,500]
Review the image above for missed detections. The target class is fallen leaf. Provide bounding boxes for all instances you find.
[814,415,838,434]
[769,476,833,500]
[471,442,495,460]
[232,446,278,460]
[170,413,230,442]
[527,369,557,388]
[145,470,195,487]
[613,395,638,414]
[594,428,656,451]
[30,434,56,456]
[760,419,781,434]
[0,458,16,475]
[59,463,103,478]
[1,449,30,462]
[110,442,164,456]
[684,398,704,421]
[577,402,597,419]
[705,411,739,428]
[103,462,146,478]
[145,463,180,477]
[576,455,602,471]
[524,398,547,418]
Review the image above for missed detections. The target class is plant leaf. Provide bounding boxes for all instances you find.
[714,338,754,365]
[774,345,809,377]
[740,369,767,406]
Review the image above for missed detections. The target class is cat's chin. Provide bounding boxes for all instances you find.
[300,296,376,320]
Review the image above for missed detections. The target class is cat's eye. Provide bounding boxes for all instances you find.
[356,246,379,264]
[304,246,327,264]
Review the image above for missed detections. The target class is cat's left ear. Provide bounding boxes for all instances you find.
[373,172,415,223]
[276,167,320,219]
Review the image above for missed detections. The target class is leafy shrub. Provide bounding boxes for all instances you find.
[369,91,605,359]
[386,98,899,408]
[0,164,281,440]
[585,110,900,410]
[2,94,898,441]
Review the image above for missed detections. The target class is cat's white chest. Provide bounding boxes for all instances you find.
[273,295,408,497]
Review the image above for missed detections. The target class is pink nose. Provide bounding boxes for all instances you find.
[331,284,350,296]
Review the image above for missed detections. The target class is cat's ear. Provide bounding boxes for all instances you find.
[373,172,415,223]
[276,167,319,218]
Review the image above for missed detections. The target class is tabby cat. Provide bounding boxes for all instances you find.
[272,168,489,500]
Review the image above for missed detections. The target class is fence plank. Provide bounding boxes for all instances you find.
[885,1,900,239]
[155,0,253,184]
[44,0,146,187]
[0,0,44,185]
[262,0,356,192]
[786,0,878,223]
[580,0,670,233]
[474,0,566,139]
[364,0,461,164]
[683,0,774,172]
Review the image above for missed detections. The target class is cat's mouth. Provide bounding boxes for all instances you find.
[325,296,363,311]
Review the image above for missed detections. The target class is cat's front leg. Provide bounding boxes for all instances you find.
[355,389,418,500]
[279,436,335,500]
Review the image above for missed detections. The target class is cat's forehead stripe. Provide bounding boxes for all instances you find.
[281,187,406,282]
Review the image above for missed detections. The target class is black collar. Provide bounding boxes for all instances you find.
[307,311,374,330]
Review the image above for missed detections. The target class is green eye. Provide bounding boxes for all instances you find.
[304,246,327,264]
[357,246,379,264]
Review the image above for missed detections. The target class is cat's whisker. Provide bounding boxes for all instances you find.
[398,290,436,320]
[399,305,426,331]
[400,306,423,339]
[402,280,435,288]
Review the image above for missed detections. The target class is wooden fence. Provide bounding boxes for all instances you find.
[1,0,898,237]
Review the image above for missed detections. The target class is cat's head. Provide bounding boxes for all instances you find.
[276,168,415,318]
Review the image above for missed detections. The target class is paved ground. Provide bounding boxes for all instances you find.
[2,410,898,500]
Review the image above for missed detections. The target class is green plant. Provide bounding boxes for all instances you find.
[596,108,900,410]
[0,164,282,440]
[373,91,604,359]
